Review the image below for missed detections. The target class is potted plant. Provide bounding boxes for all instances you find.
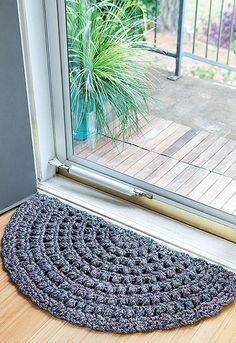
[66,0,154,142]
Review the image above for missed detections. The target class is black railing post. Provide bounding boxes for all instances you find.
[168,0,185,81]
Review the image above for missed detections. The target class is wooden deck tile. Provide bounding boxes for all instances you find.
[154,161,188,188]
[127,117,172,148]
[125,151,159,178]
[191,137,228,168]
[145,158,179,185]
[122,115,157,141]
[202,140,236,171]
[86,141,121,162]
[114,147,147,174]
[153,125,190,154]
[134,154,170,181]
[200,175,233,205]
[143,122,181,151]
[162,128,198,157]
[182,134,218,164]
[77,137,109,159]
[176,169,210,196]
[173,131,209,160]
[91,143,132,166]
[211,180,236,210]
[224,161,236,179]
[74,141,87,155]
[128,124,172,152]
[75,116,149,157]
[221,193,236,214]
[86,140,131,163]
[105,144,138,169]
[213,148,236,175]
[74,115,236,216]
[165,165,199,192]
[187,172,221,201]
[138,115,168,134]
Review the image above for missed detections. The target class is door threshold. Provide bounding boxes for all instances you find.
[38,175,236,272]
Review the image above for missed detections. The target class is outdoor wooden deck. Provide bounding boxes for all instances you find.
[74,116,236,216]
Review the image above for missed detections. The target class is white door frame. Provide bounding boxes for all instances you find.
[17,0,57,181]
[17,0,236,232]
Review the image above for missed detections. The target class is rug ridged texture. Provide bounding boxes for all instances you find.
[2,194,236,333]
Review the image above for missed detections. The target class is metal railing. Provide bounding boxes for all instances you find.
[149,0,236,79]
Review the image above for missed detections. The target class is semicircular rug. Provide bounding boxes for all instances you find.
[2,194,236,333]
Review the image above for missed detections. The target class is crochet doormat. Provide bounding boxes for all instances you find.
[2,194,236,333]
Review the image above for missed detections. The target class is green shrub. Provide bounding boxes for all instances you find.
[66,0,154,140]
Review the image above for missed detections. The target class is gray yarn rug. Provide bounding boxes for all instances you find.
[2,194,236,333]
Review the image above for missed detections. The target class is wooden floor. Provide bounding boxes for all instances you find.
[75,116,236,215]
[1,211,236,343]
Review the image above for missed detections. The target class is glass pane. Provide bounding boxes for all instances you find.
[65,0,236,219]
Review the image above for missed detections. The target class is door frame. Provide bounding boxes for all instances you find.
[18,0,236,240]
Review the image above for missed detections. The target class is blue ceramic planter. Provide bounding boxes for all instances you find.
[71,90,95,141]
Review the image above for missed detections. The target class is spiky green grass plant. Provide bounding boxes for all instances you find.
[66,0,154,140]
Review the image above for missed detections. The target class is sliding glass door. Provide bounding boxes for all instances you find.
[47,0,236,232]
